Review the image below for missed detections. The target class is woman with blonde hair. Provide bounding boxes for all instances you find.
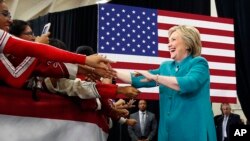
[117,25,217,141]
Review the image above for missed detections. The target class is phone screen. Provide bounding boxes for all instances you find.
[42,23,51,34]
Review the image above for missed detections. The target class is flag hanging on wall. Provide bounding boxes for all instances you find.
[98,4,236,103]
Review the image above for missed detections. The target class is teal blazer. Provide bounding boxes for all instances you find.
[131,55,217,141]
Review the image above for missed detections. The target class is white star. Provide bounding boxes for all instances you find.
[152,50,155,54]
[147,36,151,39]
[127,24,131,28]
[152,22,156,26]
[132,10,136,14]
[112,8,115,11]
[147,26,151,30]
[152,41,156,45]
[137,16,140,19]
[132,29,136,33]
[142,40,146,43]
[106,12,110,16]
[112,27,115,31]
[142,30,146,34]
[152,32,155,35]
[116,13,120,17]
[111,47,115,50]
[117,33,120,36]
[127,34,131,37]
[147,45,150,49]
[122,9,126,13]
[142,12,146,15]
[147,17,150,20]
[101,36,104,40]
[101,46,104,49]
[142,49,145,53]
[106,32,110,35]
[132,20,135,23]
[127,15,131,18]
[127,43,131,47]
[122,19,125,22]
[152,13,156,16]
[142,21,145,24]
[137,44,141,48]
[122,38,125,41]
[106,22,110,26]
[101,7,104,10]
[117,23,120,27]
[101,26,105,30]
[111,37,115,41]
[116,42,120,46]
[132,39,136,42]
[132,48,136,52]
[101,17,104,20]
[122,28,126,32]
[137,35,141,38]
[137,25,141,29]
[106,42,109,45]
[111,18,115,21]
[122,48,125,51]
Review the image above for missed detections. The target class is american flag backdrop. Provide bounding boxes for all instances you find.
[98,4,236,103]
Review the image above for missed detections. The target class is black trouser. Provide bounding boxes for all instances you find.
[223,137,229,141]
[139,136,147,140]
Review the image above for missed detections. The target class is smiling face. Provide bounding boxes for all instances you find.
[168,25,202,61]
[168,30,189,62]
[0,1,12,31]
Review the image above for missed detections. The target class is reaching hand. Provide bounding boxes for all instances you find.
[94,67,117,78]
[125,118,137,126]
[114,108,129,117]
[85,54,115,70]
[117,86,140,99]
[116,99,136,109]
[35,32,50,44]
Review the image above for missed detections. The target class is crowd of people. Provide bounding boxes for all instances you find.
[0,0,248,141]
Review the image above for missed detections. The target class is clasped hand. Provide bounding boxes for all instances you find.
[134,70,155,82]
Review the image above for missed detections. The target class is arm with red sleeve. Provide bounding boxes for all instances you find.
[0,30,86,64]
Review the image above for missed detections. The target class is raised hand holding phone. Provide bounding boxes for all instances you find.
[42,23,51,34]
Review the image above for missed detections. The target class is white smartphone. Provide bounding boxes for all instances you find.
[41,23,51,34]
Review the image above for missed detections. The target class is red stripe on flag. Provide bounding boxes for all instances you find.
[158,23,234,37]
[210,96,237,103]
[158,10,234,24]
[210,83,236,90]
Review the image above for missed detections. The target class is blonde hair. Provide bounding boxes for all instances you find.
[168,25,202,57]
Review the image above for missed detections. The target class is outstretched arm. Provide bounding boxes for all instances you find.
[116,70,132,84]
[1,31,113,70]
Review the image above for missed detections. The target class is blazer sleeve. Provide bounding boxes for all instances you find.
[131,68,160,88]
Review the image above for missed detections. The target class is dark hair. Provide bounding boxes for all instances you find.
[9,19,30,37]
[76,46,95,56]
[49,38,67,50]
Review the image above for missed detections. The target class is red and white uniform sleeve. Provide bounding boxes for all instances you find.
[0,30,86,64]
